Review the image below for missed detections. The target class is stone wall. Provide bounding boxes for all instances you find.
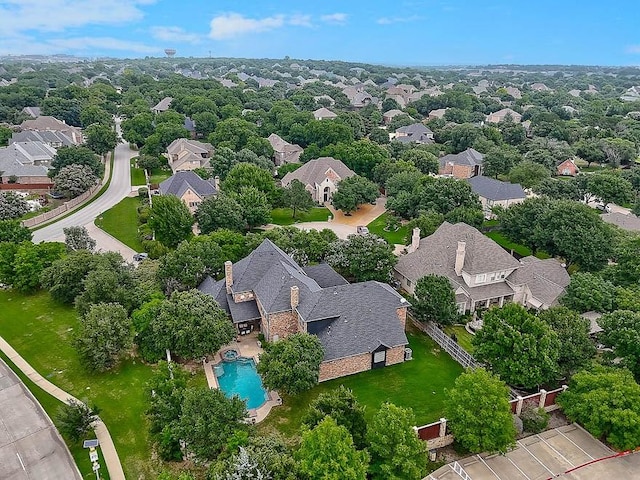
[319,353,371,382]
[268,311,299,341]
[386,345,406,365]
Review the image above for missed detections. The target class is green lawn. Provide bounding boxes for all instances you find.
[367,212,409,245]
[485,231,532,257]
[95,196,144,252]
[270,207,332,226]
[257,324,463,438]
[130,159,172,186]
[0,290,158,479]
[443,325,474,354]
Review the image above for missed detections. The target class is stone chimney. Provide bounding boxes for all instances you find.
[224,260,233,293]
[290,285,299,310]
[454,241,466,276]
[213,175,220,191]
[408,227,420,253]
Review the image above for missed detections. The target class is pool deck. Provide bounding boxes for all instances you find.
[203,333,282,424]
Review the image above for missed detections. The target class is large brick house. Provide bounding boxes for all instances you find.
[198,239,409,381]
[394,222,570,313]
[438,148,484,179]
[281,157,355,204]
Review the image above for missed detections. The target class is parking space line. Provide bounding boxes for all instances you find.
[476,455,504,479]
[556,430,595,460]
[535,434,576,467]
[505,455,532,480]
[517,440,555,476]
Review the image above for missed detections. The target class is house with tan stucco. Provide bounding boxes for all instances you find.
[166,138,214,173]
[158,170,218,213]
[199,239,410,382]
[281,157,355,204]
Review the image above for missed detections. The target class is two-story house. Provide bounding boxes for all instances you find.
[394,222,569,313]
[438,148,484,179]
[165,138,214,173]
[281,157,355,204]
[199,239,409,382]
[267,133,303,166]
[158,170,218,213]
[467,176,526,218]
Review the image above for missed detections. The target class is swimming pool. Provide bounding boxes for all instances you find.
[214,357,268,409]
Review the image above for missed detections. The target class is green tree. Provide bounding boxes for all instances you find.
[233,187,272,229]
[538,307,596,377]
[0,219,32,243]
[74,302,132,372]
[587,172,634,206]
[178,387,248,461]
[254,227,338,265]
[0,126,12,146]
[49,146,103,177]
[135,289,236,362]
[0,192,29,220]
[3,241,66,292]
[561,272,617,313]
[575,138,606,167]
[55,399,99,443]
[412,274,459,325]
[296,417,369,480]
[401,149,439,175]
[302,386,368,449]
[321,140,389,179]
[53,164,98,198]
[473,303,560,388]
[282,179,314,218]
[404,211,445,242]
[326,234,397,282]
[257,333,324,395]
[598,310,640,380]
[121,112,154,147]
[367,403,427,480]
[223,162,276,201]
[85,123,118,156]
[558,365,640,451]
[74,260,138,315]
[331,175,379,214]
[63,226,96,251]
[157,237,223,293]
[508,160,551,189]
[196,195,245,233]
[445,368,516,453]
[483,146,522,178]
[148,195,194,248]
[600,137,636,167]
[80,104,111,127]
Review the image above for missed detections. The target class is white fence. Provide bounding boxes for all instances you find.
[412,317,480,369]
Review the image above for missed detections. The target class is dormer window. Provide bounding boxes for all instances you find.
[475,274,486,283]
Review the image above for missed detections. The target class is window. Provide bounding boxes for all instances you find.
[475,274,486,283]
[489,273,496,282]
[373,350,386,364]
[406,279,412,287]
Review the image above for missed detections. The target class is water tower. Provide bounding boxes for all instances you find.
[164,48,176,58]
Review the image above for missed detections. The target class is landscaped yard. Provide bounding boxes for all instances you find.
[257,323,463,438]
[0,290,158,479]
[367,212,409,245]
[443,325,475,354]
[271,207,332,226]
[130,159,172,187]
[95,196,144,252]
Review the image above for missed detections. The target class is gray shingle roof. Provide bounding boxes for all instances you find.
[601,212,640,232]
[302,264,349,288]
[159,171,217,199]
[281,157,355,188]
[439,148,484,168]
[395,123,433,136]
[10,130,74,147]
[507,256,569,307]
[153,97,173,111]
[467,176,526,201]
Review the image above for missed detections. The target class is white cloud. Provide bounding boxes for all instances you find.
[46,36,158,54]
[377,15,422,25]
[289,14,313,27]
[209,13,286,39]
[0,0,155,35]
[626,45,640,54]
[320,13,348,25]
[151,26,201,44]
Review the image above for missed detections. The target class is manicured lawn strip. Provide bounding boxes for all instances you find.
[95,196,144,252]
[367,212,409,245]
[270,207,332,226]
[0,351,104,479]
[485,231,533,257]
[257,324,463,438]
[0,290,158,480]
[443,325,475,354]
[130,159,146,186]
[149,169,172,185]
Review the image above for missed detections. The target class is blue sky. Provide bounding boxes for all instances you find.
[1,0,639,66]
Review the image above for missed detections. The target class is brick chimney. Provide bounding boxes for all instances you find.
[454,241,466,276]
[214,175,220,191]
[290,285,299,310]
[408,227,420,253]
[224,260,233,293]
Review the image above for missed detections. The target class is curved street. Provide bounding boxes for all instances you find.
[32,120,135,244]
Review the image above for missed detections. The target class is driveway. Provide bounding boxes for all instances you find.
[0,358,81,480]
[84,222,137,261]
[32,118,136,244]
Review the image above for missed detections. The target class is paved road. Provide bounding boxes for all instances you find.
[0,358,82,480]
[33,119,135,244]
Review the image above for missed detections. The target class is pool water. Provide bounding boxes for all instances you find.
[215,357,268,409]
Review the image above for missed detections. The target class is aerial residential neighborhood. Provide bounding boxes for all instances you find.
[2,3,640,480]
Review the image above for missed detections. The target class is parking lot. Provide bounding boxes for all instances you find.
[0,359,81,480]
[428,424,640,480]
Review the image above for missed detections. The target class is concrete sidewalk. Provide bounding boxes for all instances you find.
[86,221,137,261]
[0,336,126,480]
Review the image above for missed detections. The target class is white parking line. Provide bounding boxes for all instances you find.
[556,429,596,461]
[517,440,555,476]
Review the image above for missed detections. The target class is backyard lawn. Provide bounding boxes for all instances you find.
[257,323,463,438]
[271,207,332,226]
[443,325,475,354]
[130,159,172,186]
[367,212,409,245]
[95,196,144,252]
[0,290,158,479]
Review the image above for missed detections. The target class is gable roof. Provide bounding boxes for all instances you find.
[267,133,303,154]
[166,138,212,156]
[281,157,355,187]
[439,148,484,168]
[507,256,570,307]
[395,222,521,283]
[10,130,74,147]
[601,212,640,232]
[158,170,217,199]
[153,96,173,111]
[467,176,526,201]
[396,123,433,136]
[313,107,337,119]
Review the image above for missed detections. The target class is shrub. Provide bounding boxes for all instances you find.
[520,405,549,433]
